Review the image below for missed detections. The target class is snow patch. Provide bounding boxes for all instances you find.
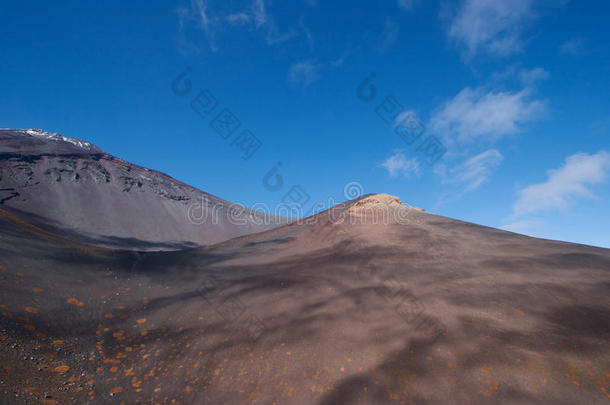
[15,129,94,151]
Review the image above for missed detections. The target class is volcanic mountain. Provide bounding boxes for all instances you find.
[1,190,609,404]
[0,129,284,250]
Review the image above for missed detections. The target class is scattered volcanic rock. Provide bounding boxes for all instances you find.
[0,194,609,404]
[0,129,286,250]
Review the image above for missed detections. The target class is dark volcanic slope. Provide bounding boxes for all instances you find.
[0,129,284,250]
[1,195,609,404]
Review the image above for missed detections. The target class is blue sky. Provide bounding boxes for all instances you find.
[1,1,609,247]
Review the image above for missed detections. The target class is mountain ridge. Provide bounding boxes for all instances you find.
[0,128,287,250]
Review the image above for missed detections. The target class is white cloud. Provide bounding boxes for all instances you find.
[381,151,421,178]
[429,87,547,145]
[381,20,399,52]
[519,67,549,86]
[447,149,503,191]
[177,0,294,51]
[512,151,610,217]
[502,219,546,235]
[447,0,534,58]
[330,49,350,67]
[288,61,321,87]
[300,17,314,53]
[252,0,267,27]
[397,0,416,11]
[179,0,218,51]
[559,38,584,55]
[226,12,251,26]
[249,0,295,45]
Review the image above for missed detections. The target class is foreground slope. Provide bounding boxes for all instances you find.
[0,129,284,250]
[0,195,609,404]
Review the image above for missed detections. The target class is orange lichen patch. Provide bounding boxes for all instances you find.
[601,387,610,399]
[124,368,134,376]
[110,366,119,373]
[185,386,192,392]
[136,318,147,324]
[17,273,25,277]
[25,306,39,314]
[41,400,56,405]
[52,340,64,346]
[109,386,123,394]
[54,365,70,373]
[33,288,44,293]
[103,358,120,364]
[154,387,161,392]
[478,382,499,397]
[24,387,37,393]
[567,369,580,387]
[24,324,36,331]
[67,298,85,307]
[2,311,13,318]
[387,388,399,400]
[104,313,114,319]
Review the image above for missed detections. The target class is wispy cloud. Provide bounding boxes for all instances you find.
[488,65,549,88]
[288,61,322,87]
[300,17,314,53]
[252,0,267,27]
[502,219,546,235]
[177,0,294,51]
[559,38,584,55]
[381,19,399,53]
[287,50,351,86]
[178,0,218,51]
[226,12,251,26]
[380,151,421,178]
[519,67,549,87]
[446,0,535,58]
[330,49,350,68]
[512,151,610,217]
[446,149,503,191]
[429,87,547,146]
[397,0,417,11]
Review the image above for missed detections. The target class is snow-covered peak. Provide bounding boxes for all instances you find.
[10,128,97,152]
